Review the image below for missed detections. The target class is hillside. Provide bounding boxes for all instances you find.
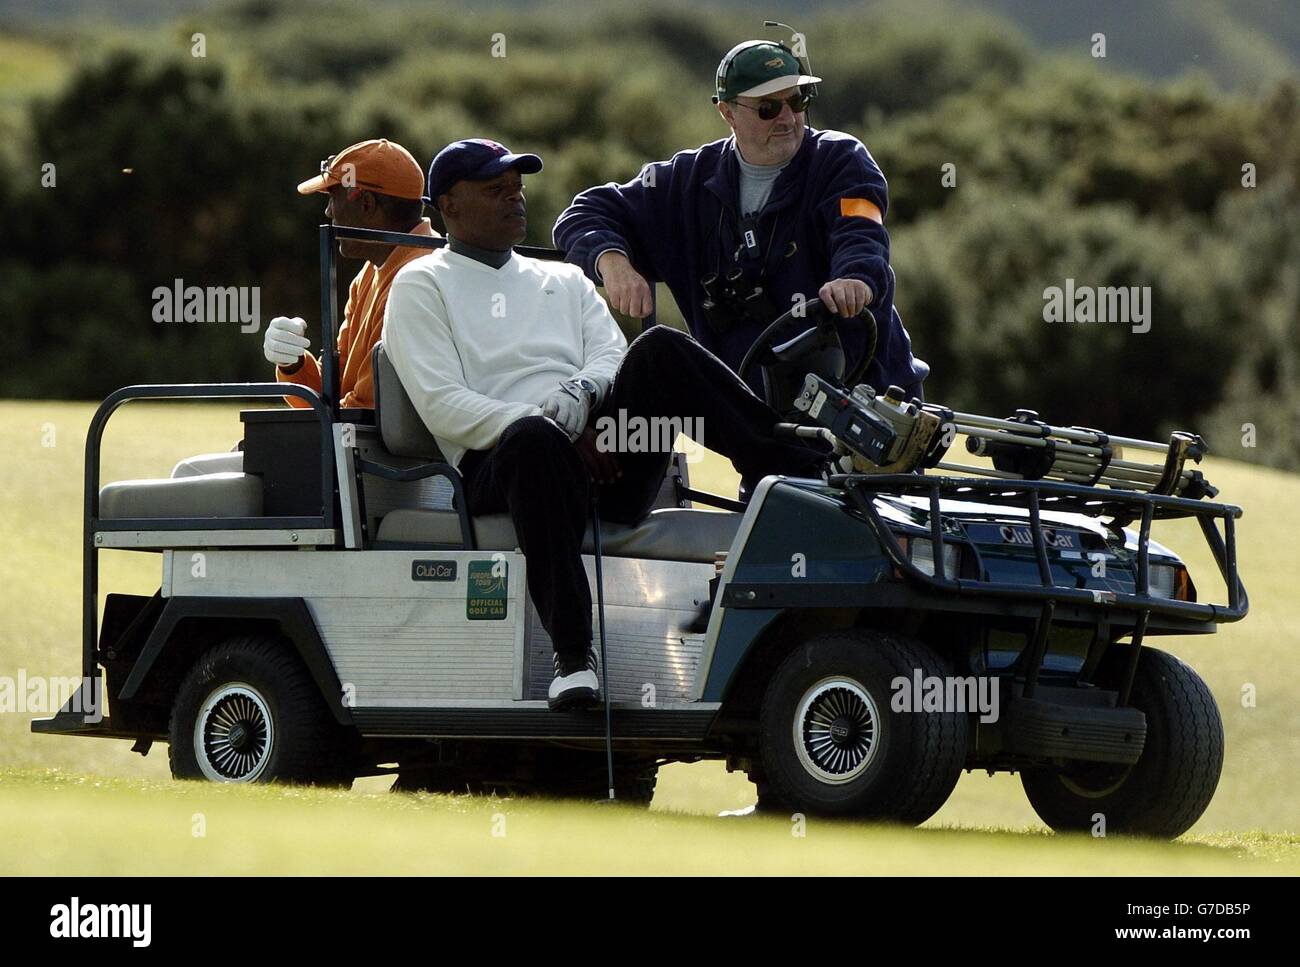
[3,0,1297,90]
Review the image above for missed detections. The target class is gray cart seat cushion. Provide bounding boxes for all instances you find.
[377,506,741,562]
[374,343,446,460]
[99,472,263,520]
[171,450,245,478]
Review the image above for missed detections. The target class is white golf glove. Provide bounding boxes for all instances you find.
[542,377,602,441]
[264,316,310,368]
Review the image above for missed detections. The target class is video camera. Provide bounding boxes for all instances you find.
[790,375,949,472]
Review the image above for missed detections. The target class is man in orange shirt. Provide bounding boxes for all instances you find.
[265,138,439,409]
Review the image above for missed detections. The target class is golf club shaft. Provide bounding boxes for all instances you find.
[591,493,614,801]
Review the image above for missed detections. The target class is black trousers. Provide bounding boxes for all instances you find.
[456,326,826,662]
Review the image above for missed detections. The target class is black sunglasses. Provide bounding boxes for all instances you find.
[732,91,813,121]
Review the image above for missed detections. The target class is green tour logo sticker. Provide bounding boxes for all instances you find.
[467,558,508,620]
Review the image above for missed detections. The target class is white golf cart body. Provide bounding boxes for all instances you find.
[36,225,1248,833]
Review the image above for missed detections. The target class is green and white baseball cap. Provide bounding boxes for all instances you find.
[713,40,821,102]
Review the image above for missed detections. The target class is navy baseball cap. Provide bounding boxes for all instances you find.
[423,138,543,207]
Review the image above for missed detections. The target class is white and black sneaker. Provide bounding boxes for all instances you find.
[548,647,600,711]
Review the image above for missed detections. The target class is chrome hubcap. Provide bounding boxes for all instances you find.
[794,677,879,783]
[195,684,273,782]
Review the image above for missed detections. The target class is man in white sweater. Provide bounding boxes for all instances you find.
[384,139,827,710]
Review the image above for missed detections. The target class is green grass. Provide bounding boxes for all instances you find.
[1,769,1295,876]
[0,398,1297,873]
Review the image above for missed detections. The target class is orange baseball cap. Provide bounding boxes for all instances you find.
[296,138,425,200]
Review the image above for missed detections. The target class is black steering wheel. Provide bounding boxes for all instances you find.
[737,297,878,408]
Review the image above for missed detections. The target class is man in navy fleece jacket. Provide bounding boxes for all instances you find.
[553,39,928,400]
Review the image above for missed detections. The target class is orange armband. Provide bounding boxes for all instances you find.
[839,197,883,223]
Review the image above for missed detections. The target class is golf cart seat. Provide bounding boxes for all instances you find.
[371,343,741,562]
[99,471,263,520]
[171,450,244,478]
[376,504,741,562]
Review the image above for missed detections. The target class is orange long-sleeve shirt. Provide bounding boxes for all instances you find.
[279,218,438,409]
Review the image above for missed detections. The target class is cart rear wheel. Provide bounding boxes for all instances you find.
[391,766,478,794]
[1021,646,1222,839]
[168,634,356,786]
[391,750,658,805]
[758,629,967,823]
[529,749,658,806]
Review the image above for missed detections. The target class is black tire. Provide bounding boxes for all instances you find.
[391,746,517,796]
[609,764,658,806]
[530,749,658,806]
[758,629,968,823]
[753,779,794,815]
[168,634,357,786]
[391,767,475,795]
[392,750,657,805]
[1021,646,1223,839]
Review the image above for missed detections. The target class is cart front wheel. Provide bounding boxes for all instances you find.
[758,629,967,823]
[1021,646,1222,839]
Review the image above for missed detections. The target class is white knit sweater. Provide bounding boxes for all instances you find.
[382,248,627,467]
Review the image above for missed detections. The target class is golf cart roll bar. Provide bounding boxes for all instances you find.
[838,474,1249,625]
[321,225,567,419]
[84,382,335,681]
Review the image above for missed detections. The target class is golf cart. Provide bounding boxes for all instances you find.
[34,224,1249,837]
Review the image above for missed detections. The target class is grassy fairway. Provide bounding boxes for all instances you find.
[0,769,1295,876]
[0,398,1297,873]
